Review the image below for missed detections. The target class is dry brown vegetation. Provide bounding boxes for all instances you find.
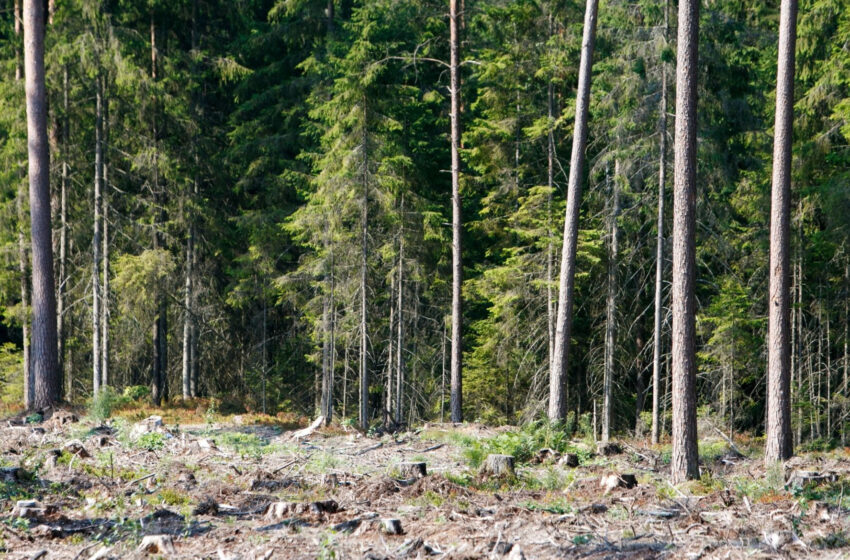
[1,411,850,559]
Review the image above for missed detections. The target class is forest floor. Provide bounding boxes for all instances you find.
[1,409,850,559]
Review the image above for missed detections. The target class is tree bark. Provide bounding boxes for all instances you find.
[670,0,700,483]
[24,0,60,409]
[602,161,620,443]
[58,63,68,398]
[651,0,669,446]
[101,84,110,390]
[359,118,369,431]
[765,0,797,464]
[449,0,463,423]
[93,73,104,395]
[395,205,405,426]
[15,0,32,410]
[546,7,556,379]
[150,12,167,406]
[549,0,599,421]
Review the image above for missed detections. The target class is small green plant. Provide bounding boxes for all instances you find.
[135,432,165,451]
[159,488,190,506]
[123,385,150,401]
[317,532,337,560]
[572,534,592,545]
[89,387,129,421]
[25,413,42,424]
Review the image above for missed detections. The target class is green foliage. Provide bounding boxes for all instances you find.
[123,386,150,401]
[89,387,129,421]
[134,432,165,452]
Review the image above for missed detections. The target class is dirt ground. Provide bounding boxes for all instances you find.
[1,410,850,559]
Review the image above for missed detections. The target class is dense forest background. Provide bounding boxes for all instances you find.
[0,0,849,445]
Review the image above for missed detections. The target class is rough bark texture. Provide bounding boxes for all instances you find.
[549,0,599,421]
[449,0,463,423]
[24,0,60,409]
[651,2,669,446]
[765,0,798,464]
[670,0,700,483]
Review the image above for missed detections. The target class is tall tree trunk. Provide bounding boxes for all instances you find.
[150,12,167,406]
[395,205,405,426]
[548,0,599,421]
[359,120,369,431]
[93,73,104,395]
[385,278,394,426]
[795,218,803,446]
[182,231,193,399]
[449,0,463,423]
[15,0,32,410]
[651,0,669,446]
[841,260,850,447]
[602,161,620,442]
[101,83,110,390]
[58,63,68,398]
[546,74,555,379]
[765,0,797,463]
[670,0,700,483]
[23,0,60,409]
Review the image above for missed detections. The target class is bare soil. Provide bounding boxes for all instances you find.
[1,411,849,559]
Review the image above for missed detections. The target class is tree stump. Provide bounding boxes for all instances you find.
[560,453,580,468]
[480,454,515,478]
[597,442,622,456]
[399,462,427,479]
[381,518,403,535]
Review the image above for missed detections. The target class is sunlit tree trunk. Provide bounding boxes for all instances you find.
[395,205,405,425]
[549,0,599,421]
[58,63,69,398]
[765,0,798,463]
[670,0,700,483]
[93,73,104,395]
[449,0,463,423]
[651,0,669,446]
[24,0,60,409]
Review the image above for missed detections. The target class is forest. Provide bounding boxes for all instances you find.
[3,0,850,461]
[6,0,850,557]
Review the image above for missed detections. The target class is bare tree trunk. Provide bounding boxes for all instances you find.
[58,63,68,398]
[795,219,803,446]
[359,122,369,431]
[150,12,167,406]
[841,260,850,447]
[24,0,60,409]
[670,0,700,483]
[549,0,599,421]
[93,74,104,395]
[342,341,349,419]
[602,161,620,443]
[441,318,446,423]
[14,0,32,410]
[449,0,463,423]
[765,0,797,463]
[546,8,556,379]
[101,84,110,390]
[182,230,193,399]
[651,0,669,446]
[395,206,405,426]
[385,278,394,426]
